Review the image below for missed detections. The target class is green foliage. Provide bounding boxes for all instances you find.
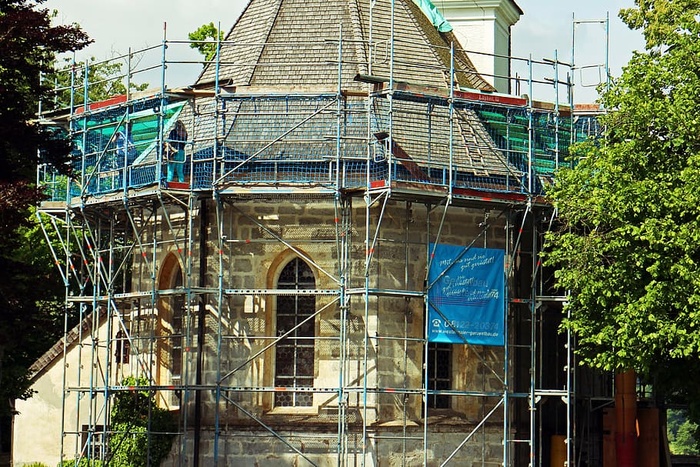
[60,459,104,467]
[0,2,91,180]
[0,208,69,410]
[620,0,700,51]
[544,0,700,437]
[107,376,176,467]
[0,4,90,412]
[0,1,150,421]
[47,56,149,109]
[668,409,700,455]
[24,463,50,467]
[188,22,224,61]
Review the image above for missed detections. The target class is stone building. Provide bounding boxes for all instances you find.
[14,0,610,465]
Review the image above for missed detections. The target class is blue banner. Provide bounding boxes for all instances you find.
[428,244,505,346]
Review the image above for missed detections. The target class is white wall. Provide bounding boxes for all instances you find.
[440,0,522,93]
[13,315,112,466]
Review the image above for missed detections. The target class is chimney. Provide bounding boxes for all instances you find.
[439,0,523,93]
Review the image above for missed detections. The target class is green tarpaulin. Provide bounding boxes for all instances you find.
[412,0,452,32]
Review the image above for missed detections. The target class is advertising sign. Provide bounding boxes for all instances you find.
[428,244,505,346]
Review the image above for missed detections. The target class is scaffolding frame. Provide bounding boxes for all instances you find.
[34,9,610,466]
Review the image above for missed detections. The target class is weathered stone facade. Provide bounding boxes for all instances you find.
[162,426,510,466]
[17,0,595,464]
[124,196,515,465]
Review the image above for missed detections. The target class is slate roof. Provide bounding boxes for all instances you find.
[197,0,494,92]
[28,308,107,382]
[190,0,521,183]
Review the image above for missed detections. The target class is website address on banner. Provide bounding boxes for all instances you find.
[432,329,499,338]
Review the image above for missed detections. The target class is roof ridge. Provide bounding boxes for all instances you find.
[402,0,494,91]
[28,308,108,382]
[252,0,287,85]
[401,0,455,90]
[196,0,284,87]
[347,0,369,77]
[194,0,255,86]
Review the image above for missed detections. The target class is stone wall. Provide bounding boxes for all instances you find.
[163,426,510,467]
[129,196,514,465]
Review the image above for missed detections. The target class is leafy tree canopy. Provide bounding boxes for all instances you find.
[544,0,700,408]
[188,22,223,61]
[0,3,150,420]
[0,0,91,180]
[0,0,90,416]
[668,409,700,455]
[48,56,149,109]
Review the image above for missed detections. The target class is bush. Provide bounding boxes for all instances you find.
[106,376,176,467]
[58,377,175,467]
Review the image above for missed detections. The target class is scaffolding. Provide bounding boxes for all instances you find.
[33,8,610,467]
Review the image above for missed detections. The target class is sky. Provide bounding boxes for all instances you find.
[44,0,646,104]
[510,0,645,103]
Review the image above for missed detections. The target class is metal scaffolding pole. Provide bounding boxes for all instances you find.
[29,13,602,464]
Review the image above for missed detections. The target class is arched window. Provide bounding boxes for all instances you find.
[274,257,316,407]
[157,253,184,408]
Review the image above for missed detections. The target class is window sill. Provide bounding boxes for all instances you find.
[266,407,319,416]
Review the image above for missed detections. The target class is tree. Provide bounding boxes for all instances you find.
[48,56,150,109]
[188,22,223,61]
[668,409,700,455]
[0,0,90,421]
[544,0,700,421]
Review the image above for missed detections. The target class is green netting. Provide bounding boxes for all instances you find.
[475,107,580,176]
[74,101,185,165]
